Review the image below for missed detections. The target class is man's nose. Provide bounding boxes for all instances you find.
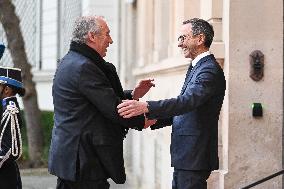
[178,41,183,47]
[109,36,113,44]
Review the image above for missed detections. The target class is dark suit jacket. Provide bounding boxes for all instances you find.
[48,42,144,183]
[148,54,226,171]
[0,97,22,165]
[0,97,22,189]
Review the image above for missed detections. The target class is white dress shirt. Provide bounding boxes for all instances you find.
[191,51,211,67]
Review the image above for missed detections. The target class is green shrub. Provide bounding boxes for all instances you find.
[20,110,54,165]
[41,111,54,162]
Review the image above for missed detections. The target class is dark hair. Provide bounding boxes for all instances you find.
[6,84,25,97]
[183,18,214,48]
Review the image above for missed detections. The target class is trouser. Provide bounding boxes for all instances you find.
[56,177,110,189]
[172,169,211,189]
[0,161,22,189]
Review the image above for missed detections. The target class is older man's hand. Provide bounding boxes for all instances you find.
[144,118,157,129]
[132,79,155,100]
[117,100,149,118]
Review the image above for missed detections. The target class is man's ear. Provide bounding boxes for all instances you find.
[87,31,96,43]
[4,86,13,97]
[197,34,205,46]
[3,86,8,94]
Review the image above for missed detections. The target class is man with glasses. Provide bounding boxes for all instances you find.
[117,18,226,189]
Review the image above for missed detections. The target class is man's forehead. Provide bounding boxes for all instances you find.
[180,23,192,34]
[104,26,110,33]
[97,18,105,26]
[97,19,109,32]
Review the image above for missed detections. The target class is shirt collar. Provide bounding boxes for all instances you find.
[191,51,211,67]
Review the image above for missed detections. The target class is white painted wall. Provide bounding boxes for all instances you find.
[33,71,54,110]
[30,0,58,111]
[82,0,120,68]
[41,0,58,71]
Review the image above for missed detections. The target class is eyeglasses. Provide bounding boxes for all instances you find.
[178,34,198,43]
[178,34,190,43]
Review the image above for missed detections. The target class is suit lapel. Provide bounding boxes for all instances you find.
[180,64,192,91]
[180,55,213,94]
[180,64,198,94]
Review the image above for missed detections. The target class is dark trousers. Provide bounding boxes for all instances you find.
[56,177,110,189]
[172,169,211,189]
[0,161,22,189]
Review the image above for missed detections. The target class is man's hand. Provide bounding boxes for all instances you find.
[117,100,149,118]
[132,79,155,100]
[144,117,157,129]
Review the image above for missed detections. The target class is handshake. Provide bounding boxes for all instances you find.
[117,79,157,129]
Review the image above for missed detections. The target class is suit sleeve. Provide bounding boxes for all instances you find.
[147,65,218,119]
[123,90,133,100]
[78,62,145,129]
[150,117,173,130]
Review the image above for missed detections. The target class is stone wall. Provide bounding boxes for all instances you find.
[120,0,283,188]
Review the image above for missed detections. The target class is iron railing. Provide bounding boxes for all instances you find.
[240,169,284,189]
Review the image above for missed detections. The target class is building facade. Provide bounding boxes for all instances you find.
[119,0,283,189]
[0,0,283,188]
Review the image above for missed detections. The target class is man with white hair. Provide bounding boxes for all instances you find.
[48,16,155,189]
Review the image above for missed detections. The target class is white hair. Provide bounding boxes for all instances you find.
[71,16,105,44]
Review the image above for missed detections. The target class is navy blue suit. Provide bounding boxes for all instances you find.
[147,54,226,188]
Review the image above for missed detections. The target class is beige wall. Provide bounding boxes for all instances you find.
[224,0,283,188]
[120,0,283,188]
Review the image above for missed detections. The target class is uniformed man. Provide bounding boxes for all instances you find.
[0,65,25,189]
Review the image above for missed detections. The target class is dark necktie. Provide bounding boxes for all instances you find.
[185,63,193,79]
[180,64,193,94]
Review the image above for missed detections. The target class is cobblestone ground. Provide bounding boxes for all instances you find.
[21,169,132,189]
